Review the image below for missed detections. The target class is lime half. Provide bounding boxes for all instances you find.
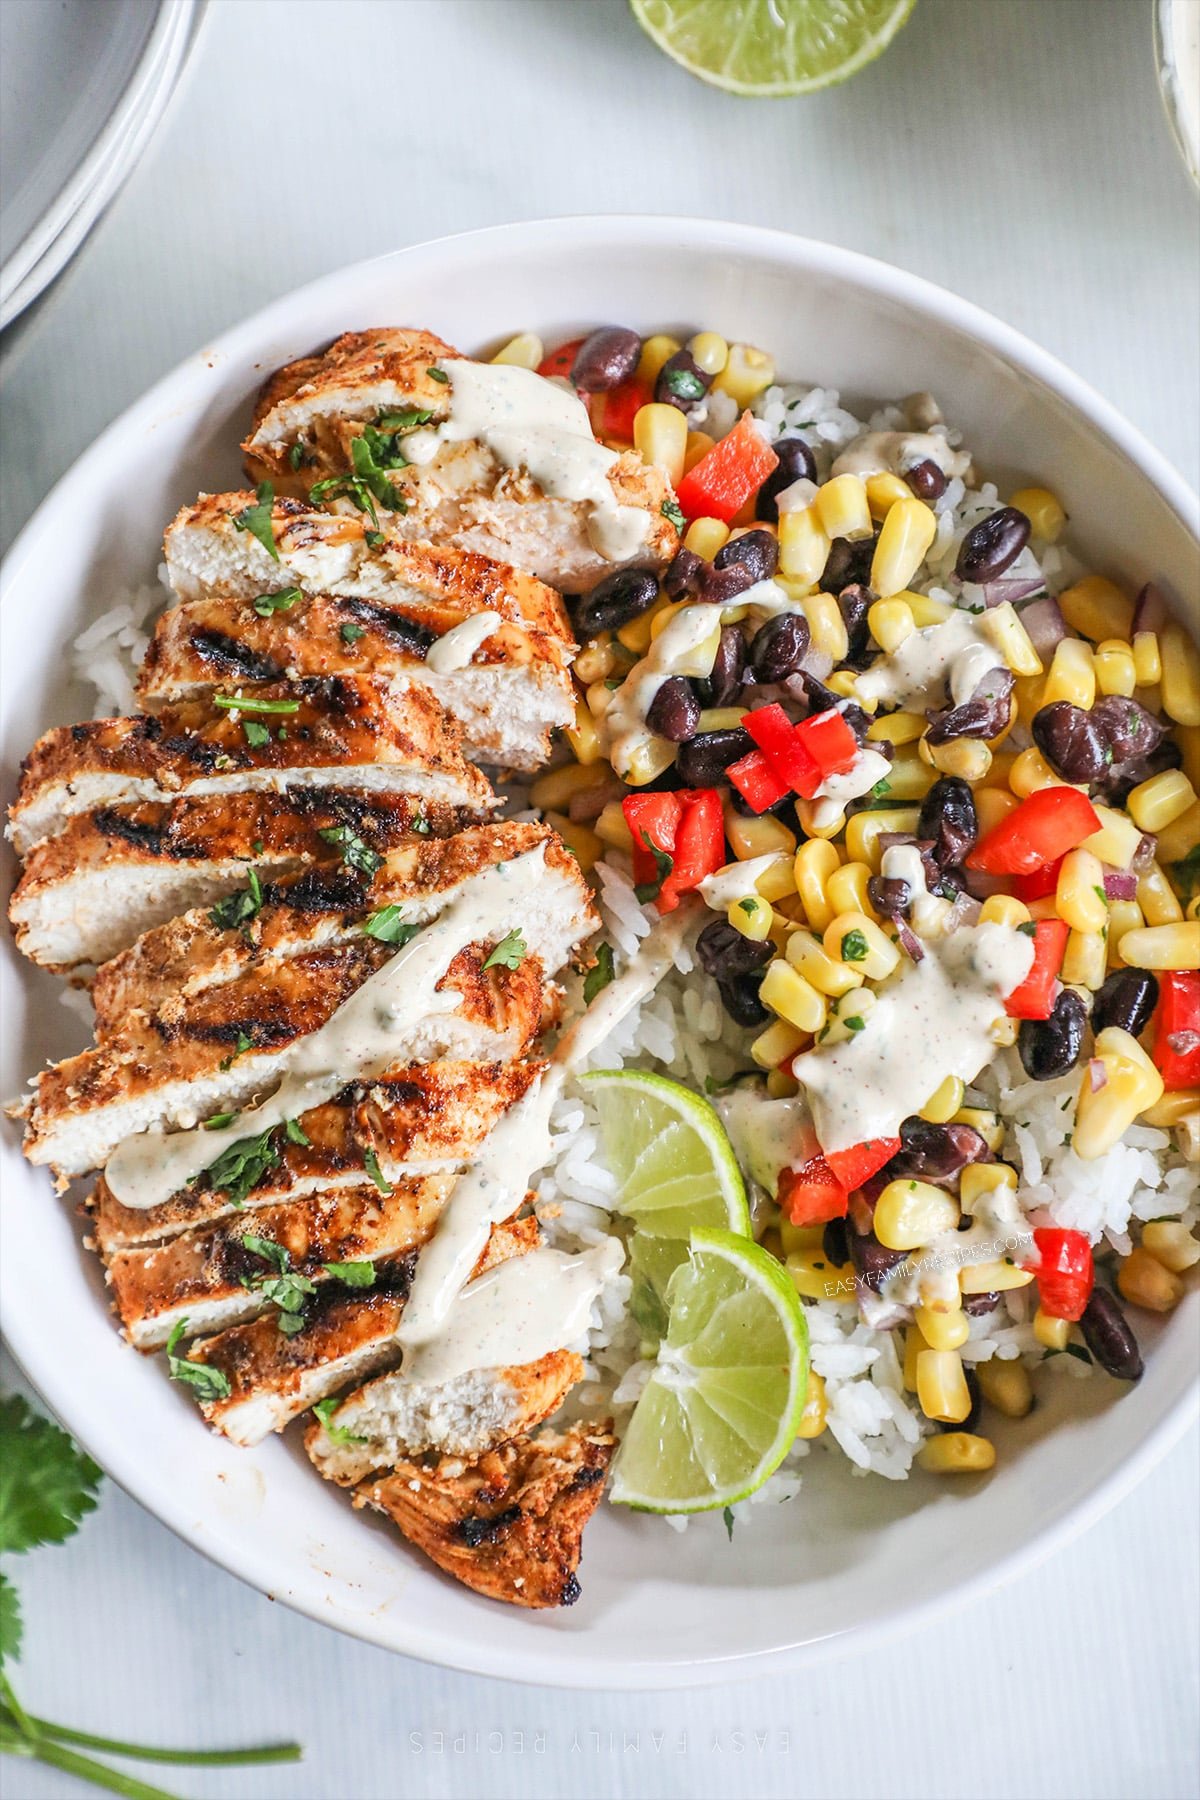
[630,0,916,97]
[611,1229,809,1512]
[581,1069,751,1240]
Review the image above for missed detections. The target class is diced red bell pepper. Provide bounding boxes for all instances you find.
[1030,1226,1094,1321]
[727,747,790,813]
[674,411,779,523]
[537,338,586,379]
[1005,919,1070,1020]
[795,709,859,787]
[596,377,651,443]
[621,787,725,914]
[824,1137,901,1191]
[966,788,1101,876]
[1013,855,1064,903]
[743,704,820,795]
[1152,971,1200,1089]
[778,1156,849,1228]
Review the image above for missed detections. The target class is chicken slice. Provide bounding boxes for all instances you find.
[90,1059,544,1254]
[9,788,475,977]
[234,326,679,592]
[9,674,492,856]
[353,1423,614,1609]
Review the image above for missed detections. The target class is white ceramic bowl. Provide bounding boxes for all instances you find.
[2,219,1197,1688]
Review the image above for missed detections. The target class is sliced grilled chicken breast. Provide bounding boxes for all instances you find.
[9,789,475,977]
[235,327,679,591]
[91,1059,543,1254]
[352,1423,614,1609]
[186,1212,540,1444]
[108,1175,456,1349]
[305,1349,583,1483]
[10,676,492,856]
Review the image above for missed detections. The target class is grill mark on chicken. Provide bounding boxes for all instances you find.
[331,595,437,656]
[187,627,286,683]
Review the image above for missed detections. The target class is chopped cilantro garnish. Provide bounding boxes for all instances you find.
[663,366,706,401]
[253,586,302,617]
[208,868,263,932]
[311,1396,364,1446]
[340,622,366,646]
[840,928,869,963]
[213,692,300,716]
[166,1320,231,1401]
[661,495,685,532]
[322,1260,376,1288]
[1017,920,1039,937]
[482,928,527,971]
[243,718,271,748]
[362,904,419,946]
[317,824,383,878]
[584,941,616,1004]
[233,482,279,561]
[633,830,674,905]
[363,1148,393,1195]
[427,366,449,383]
[198,1125,280,1206]
[218,1029,255,1071]
[288,443,305,471]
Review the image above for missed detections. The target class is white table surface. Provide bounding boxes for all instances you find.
[1,2,1197,1797]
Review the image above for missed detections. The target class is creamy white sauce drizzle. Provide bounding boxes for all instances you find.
[404,359,649,563]
[832,429,970,483]
[103,848,550,1211]
[718,1088,815,1196]
[880,843,950,939]
[698,854,780,911]
[602,604,721,777]
[807,745,892,832]
[885,1181,1033,1306]
[425,610,501,673]
[791,922,1034,1154]
[855,609,1005,713]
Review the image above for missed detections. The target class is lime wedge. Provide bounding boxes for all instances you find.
[630,0,916,97]
[611,1229,809,1512]
[581,1069,751,1239]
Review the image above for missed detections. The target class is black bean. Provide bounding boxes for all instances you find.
[962,1291,1001,1317]
[868,875,912,917]
[570,327,642,392]
[846,1223,907,1292]
[730,786,798,822]
[837,583,874,665]
[1090,696,1169,764]
[700,625,747,708]
[1018,989,1088,1081]
[954,506,1031,583]
[715,529,779,584]
[655,349,710,411]
[755,437,817,523]
[570,567,660,638]
[795,671,870,740]
[696,919,773,981]
[645,676,700,743]
[905,458,947,501]
[1031,702,1108,784]
[926,667,1015,744]
[1092,968,1159,1039]
[822,1217,850,1268]
[821,534,877,594]
[676,727,753,787]
[694,559,756,605]
[718,971,769,1029]
[918,776,979,868]
[664,548,704,599]
[750,612,810,683]
[1097,737,1183,806]
[886,1118,993,1185]
[939,1366,981,1434]
[1080,1287,1143,1381]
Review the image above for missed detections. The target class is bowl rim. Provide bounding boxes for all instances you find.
[2,215,1197,1688]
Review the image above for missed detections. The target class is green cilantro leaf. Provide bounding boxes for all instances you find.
[285,1118,311,1146]
[0,1569,21,1665]
[633,830,674,905]
[239,1234,289,1276]
[340,622,366,646]
[318,824,383,878]
[288,443,305,471]
[844,1015,866,1033]
[219,1029,255,1071]
[198,1125,281,1207]
[840,929,869,963]
[363,1148,393,1196]
[323,1260,376,1288]
[253,587,302,617]
[243,718,271,748]
[722,1505,735,1541]
[308,470,385,527]
[410,812,431,835]
[661,495,685,532]
[870,777,892,799]
[584,941,615,1005]
[1169,843,1200,901]
[738,897,761,916]
[311,1397,364,1446]
[362,904,419,946]
[1017,920,1039,938]
[427,366,449,383]
[482,929,527,971]
[376,407,433,434]
[663,366,706,402]
[233,482,279,561]
[203,1110,240,1131]
[212,692,299,716]
[349,431,405,508]
[208,868,263,932]
[165,1320,231,1402]
[0,1396,100,1558]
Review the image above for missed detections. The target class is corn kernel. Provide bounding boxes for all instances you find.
[865,471,911,520]
[795,1370,828,1439]
[826,861,875,919]
[683,430,715,474]
[793,839,841,932]
[989,1015,1020,1047]
[923,736,994,783]
[1156,800,1200,864]
[802,590,850,663]
[1127,769,1197,834]
[1063,927,1107,989]
[491,331,544,369]
[867,711,926,747]
[959,1258,1035,1293]
[728,893,773,942]
[951,1106,1005,1150]
[616,596,667,654]
[564,698,603,765]
[634,403,687,486]
[979,895,1032,929]
[918,1432,997,1474]
[542,811,602,874]
[815,473,872,542]
[921,1075,966,1125]
[823,910,899,979]
[623,738,678,790]
[1142,1220,1200,1272]
[823,669,875,711]
[1041,637,1096,710]
[1074,1026,1165,1159]
[572,635,616,685]
[784,928,863,996]
[594,799,633,850]
[778,504,830,591]
[1160,621,1200,726]
[713,342,775,407]
[726,809,796,862]
[1178,1109,1200,1161]
[586,679,616,720]
[636,334,680,384]
[1137,863,1184,926]
[765,1068,799,1100]
[795,799,847,841]
[787,1246,854,1302]
[1118,1246,1184,1313]
[780,1220,824,1254]
[1093,639,1137,698]
[752,854,798,904]
[1009,747,1070,798]
[1013,673,1045,728]
[820,988,877,1044]
[903,591,955,628]
[1174,724,1200,790]
[975,787,1020,834]
[845,807,923,871]
[1081,804,1144,869]
[530,759,612,812]
[1055,848,1108,933]
[868,596,916,654]
[696,706,749,735]
[874,1180,959,1251]
[982,601,1044,677]
[1009,486,1066,541]
[871,499,937,597]
[878,749,937,801]
[1132,630,1162,686]
[914,1304,970,1351]
[688,331,728,376]
[975,1359,1032,1418]
[1033,1307,1072,1351]
[1058,575,1134,643]
[683,515,729,559]
[959,1161,1018,1210]
[1115,921,1200,970]
[916,1349,973,1424]
[760,960,827,1034]
[902,1324,928,1391]
[751,1018,807,1070]
[1106,897,1145,968]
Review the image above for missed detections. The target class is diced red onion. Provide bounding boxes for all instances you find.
[1132,582,1168,635]
[982,576,1050,609]
[798,646,835,683]
[1103,869,1138,900]
[877,831,919,855]
[1018,594,1068,656]
[1132,832,1158,872]
[569,781,621,823]
[964,869,1013,900]
[1088,1058,1108,1093]
[946,889,981,930]
[897,920,925,962]
[856,1284,910,1331]
[1167,1030,1200,1057]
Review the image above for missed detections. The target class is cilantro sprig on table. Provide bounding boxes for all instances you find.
[0,1394,301,1796]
